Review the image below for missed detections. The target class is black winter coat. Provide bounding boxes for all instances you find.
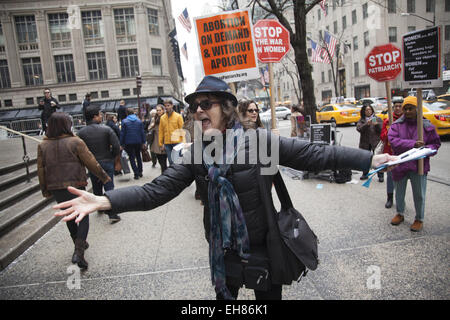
[104,129,372,283]
[77,121,120,162]
[38,97,60,121]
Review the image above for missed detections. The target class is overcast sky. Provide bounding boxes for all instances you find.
[171,0,222,95]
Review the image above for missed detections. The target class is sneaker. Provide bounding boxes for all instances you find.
[139,173,143,177]
[109,214,121,224]
[378,176,384,183]
[391,214,404,225]
[410,220,423,232]
[134,176,139,180]
[360,175,368,180]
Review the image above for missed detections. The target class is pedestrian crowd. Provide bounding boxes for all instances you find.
[35,76,440,299]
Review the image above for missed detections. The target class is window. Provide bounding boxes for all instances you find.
[87,52,108,80]
[101,90,109,98]
[407,0,415,13]
[352,10,357,25]
[82,11,103,45]
[22,57,43,86]
[114,8,136,43]
[362,3,368,19]
[4,99,13,107]
[0,60,11,88]
[48,13,71,48]
[69,93,77,101]
[445,25,450,41]
[446,0,450,11]
[364,31,369,47]
[122,88,130,96]
[426,0,435,12]
[55,55,76,83]
[328,70,332,83]
[147,8,159,35]
[389,27,397,42]
[321,72,325,83]
[133,87,140,95]
[90,91,98,99]
[445,53,450,70]
[58,94,66,102]
[342,16,347,30]
[0,23,5,52]
[388,0,396,13]
[151,48,162,76]
[354,62,359,77]
[14,15,38,51]
[408,26,416,33]
[26,97,34,105]
[333,21,338,34]
[119,49,139,78]
[353,36,358,50]
[318,9,321,21]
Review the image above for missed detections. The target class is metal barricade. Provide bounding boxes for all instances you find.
[71,114,85,130]
[10,118,42,136]
[0,122,12,138]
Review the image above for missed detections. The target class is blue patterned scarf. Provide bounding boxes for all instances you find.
[203,121,250,300]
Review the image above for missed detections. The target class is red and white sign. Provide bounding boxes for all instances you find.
[365,44,402,82]
[253,19,290,63]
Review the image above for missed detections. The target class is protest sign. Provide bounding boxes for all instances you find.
[194,9,259,83]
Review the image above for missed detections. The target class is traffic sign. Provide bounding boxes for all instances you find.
[365,44,402,82]
[253,19,290,63]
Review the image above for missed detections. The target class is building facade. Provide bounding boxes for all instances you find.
[306,0,450,104]
[0,0,183,109]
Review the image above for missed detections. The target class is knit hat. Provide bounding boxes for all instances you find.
[402,96,417,109]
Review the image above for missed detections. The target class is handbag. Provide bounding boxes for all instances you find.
[141,145,151,162]
[273,172,319,271]
[120,151,130,174]
[224,246,271,292]
[374,140,385,155]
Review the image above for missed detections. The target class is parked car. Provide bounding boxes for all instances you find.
[356,97,388,112]
[260,106,291,120]
[376,100,450,136]
[316,104,361,125]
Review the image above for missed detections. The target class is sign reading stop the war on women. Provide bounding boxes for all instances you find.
[194,9,259,83]
[253,19,290,63]
[402,26,442,88]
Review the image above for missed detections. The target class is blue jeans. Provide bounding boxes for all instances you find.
[386,171,394,194]
[125,144,143,177]
[89,160,114,196]
[164,144,178,165]
[394,172,427,222]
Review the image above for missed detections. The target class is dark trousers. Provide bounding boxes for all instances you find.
[150,151,157,166]
[216,284,282,300]
[125,144,143,177]
[361,145,383,179]
[156,154,168,173]
[89,160,114,196]
[51,188,88,240]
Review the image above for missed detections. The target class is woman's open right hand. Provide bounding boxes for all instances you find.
[53,186,112,223]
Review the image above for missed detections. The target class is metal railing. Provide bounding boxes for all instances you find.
[0,125,42,183]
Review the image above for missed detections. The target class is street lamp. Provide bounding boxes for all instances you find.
[400,12,435,26]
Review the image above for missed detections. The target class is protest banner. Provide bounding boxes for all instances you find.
[194,9,259,83]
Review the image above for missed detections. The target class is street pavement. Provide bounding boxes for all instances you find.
[0,121,448,300]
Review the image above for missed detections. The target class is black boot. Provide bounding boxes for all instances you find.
[71,237,89,263]
[73,239,88,270]
[385,193,393,208]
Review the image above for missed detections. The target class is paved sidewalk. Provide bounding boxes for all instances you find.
[0,129,448,300]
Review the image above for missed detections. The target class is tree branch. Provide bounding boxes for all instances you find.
[305,0,325,14]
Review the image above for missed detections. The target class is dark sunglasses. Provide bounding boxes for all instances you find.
[189,100,222,113]
[247,108,259,114]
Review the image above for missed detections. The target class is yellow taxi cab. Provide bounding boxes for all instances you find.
[437,94,450,102]
[316,104,361,125]
[376,100,450,136]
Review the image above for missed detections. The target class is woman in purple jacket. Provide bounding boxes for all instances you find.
[388,96,441,232]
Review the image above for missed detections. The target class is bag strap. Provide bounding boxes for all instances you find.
[273,170,294,211]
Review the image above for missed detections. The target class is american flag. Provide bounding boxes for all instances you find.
[310,39,323,63]
[321,31,337,64]
[320,0,327,16]
[181,42,188,60]
[178,8,192,33]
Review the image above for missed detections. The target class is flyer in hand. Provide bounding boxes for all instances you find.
[362,147,437,188]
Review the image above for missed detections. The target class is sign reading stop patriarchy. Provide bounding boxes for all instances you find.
[365,44,402,82]
[194,9,259,83]
[253,20,290,63]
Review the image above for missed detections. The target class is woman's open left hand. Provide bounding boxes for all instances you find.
[53,186,112,223]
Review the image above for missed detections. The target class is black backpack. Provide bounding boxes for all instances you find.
[334,169,352,183]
